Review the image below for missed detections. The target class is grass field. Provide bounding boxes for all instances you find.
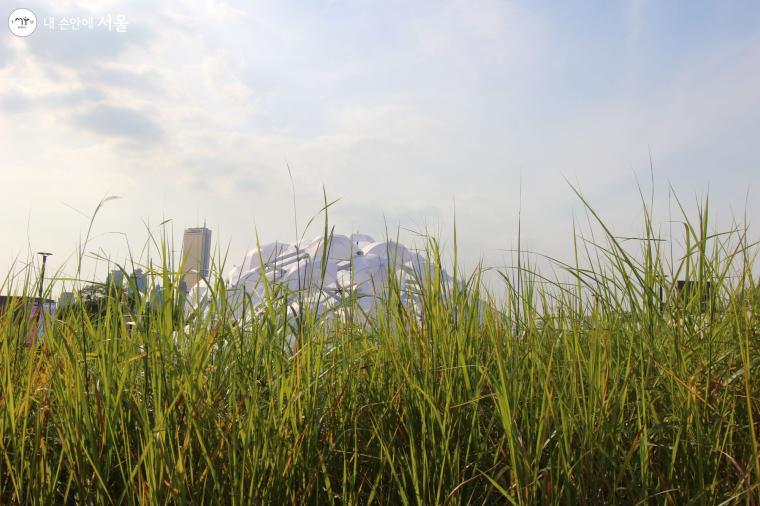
[1,193,758,504]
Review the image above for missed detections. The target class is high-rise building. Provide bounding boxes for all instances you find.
[107,269,124,288]
[127,268,148,298]
[181,226,212,290]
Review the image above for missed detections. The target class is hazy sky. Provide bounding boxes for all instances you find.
[2,1,759,289]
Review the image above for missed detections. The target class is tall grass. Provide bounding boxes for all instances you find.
[1,191,758,504]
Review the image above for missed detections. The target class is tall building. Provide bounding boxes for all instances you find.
[181,226,212,290]
[127,268,148,298]
[107,269,124,289]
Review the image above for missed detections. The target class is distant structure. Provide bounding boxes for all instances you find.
[107,269,124,288]
[185,232,454,327]
[58,292,74,308]
[132,268,147,294]
[149,285,165,308]
[0,295,55,317]
[0,295,56,345]
[675,279,712,312]
[181,226,212,290]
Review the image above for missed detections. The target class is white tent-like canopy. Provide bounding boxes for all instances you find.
[185,233,452,324]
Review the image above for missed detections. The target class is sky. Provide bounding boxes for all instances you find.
[1,0,759,292]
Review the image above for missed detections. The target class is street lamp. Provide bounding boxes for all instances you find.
[37,252,53,301]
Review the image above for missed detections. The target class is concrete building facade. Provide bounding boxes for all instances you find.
[181,227,212,290]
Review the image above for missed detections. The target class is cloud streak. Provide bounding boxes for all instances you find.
[71,105,163,144]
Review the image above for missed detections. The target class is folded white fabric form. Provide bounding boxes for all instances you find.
[185,233,451,324]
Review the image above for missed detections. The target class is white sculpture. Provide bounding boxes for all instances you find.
[185,233,452,327]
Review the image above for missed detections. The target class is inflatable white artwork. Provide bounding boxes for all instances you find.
[185,233,452,326]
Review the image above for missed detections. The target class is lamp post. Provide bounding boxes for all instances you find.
[28,252,53,345]
[37,252,53,302]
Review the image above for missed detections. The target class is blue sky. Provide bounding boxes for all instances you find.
[1,0,759,287]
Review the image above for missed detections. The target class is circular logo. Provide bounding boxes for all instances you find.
[8,8,37,37]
